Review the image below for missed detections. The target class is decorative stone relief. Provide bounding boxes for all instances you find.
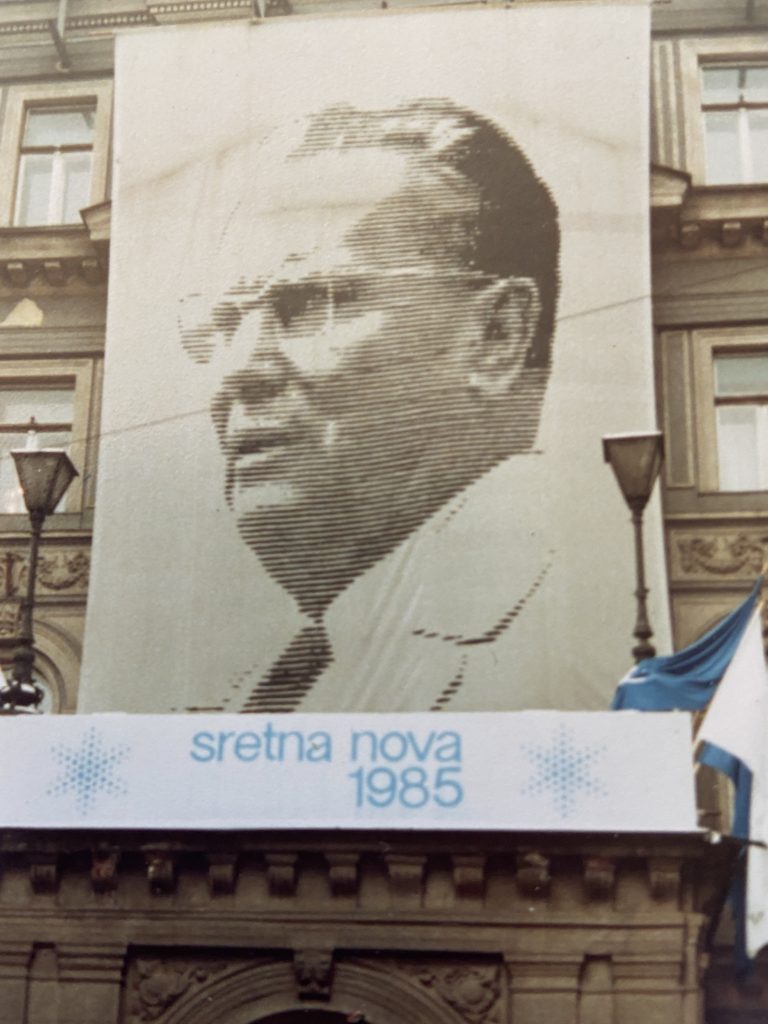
[0,548,90,598]
[29,854,59,894]
[673,534,767,578]
[38,551,90,592]
[90,847,120,893]
[293,948,334,1000]
[145,852,177,895]
[127,960,229,1022]
[0,599,21,637]
[396,962,503,1024]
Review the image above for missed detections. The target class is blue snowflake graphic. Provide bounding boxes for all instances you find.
[521,726,607,818]
[47,727,130,816]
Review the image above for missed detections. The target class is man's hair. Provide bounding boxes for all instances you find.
[294,98,560,369]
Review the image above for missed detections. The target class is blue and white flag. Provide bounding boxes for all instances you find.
[697,606,768,959]
[611,579,762,711]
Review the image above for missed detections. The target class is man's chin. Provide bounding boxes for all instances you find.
[230,481,302,519]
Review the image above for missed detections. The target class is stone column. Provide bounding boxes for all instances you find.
[57,944,126,1024]
[578,956,614,1024]
[0,941,31,1024]
[505,956,582,1024]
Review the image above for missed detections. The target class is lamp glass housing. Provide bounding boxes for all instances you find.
[11,449,78,515]
[602,432,664,509]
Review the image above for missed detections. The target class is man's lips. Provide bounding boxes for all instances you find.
[225,429,301,474]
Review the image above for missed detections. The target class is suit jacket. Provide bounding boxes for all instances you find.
[215,454,602,714]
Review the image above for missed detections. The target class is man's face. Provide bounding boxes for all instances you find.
[180,146,493,553]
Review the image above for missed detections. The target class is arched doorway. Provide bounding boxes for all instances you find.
[163,960,464,1024]
[258,1013,357,1023]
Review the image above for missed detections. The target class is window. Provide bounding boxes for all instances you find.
[0,81,112,228]
[714,353,768,490]
[0,384,74,513]
[702,65,768,184]
[0,360,97,515]
[684,329,768,494]
[14,105,96,226]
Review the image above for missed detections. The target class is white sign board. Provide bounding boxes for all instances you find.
[0,712,696,832]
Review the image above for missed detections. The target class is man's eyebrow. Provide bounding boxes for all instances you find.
[177,281,266,365]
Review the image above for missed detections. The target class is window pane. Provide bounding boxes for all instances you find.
[749,109,768,181]
[61,151,92,223]
[715,354,768,396]
[702,67,741,104]
[717,405,762,490]
[0,388,73,424]
[0,429,71,514]
[15,153,52,226]
[704,111,742,184]
[23,106,95,147]
[744,66,768,102]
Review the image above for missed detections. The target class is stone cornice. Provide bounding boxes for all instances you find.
[652,166,768,256]
[0,828,732,915]
[0,2,260,39]
[0,226,105,288]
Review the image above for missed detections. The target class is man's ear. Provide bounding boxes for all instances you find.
[468,277,541,397]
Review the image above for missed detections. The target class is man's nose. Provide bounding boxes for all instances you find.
[216,305,296,396]
[211,327,298,439]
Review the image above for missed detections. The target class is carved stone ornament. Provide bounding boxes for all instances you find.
[293,948,334,1000]
[37,551,90,592]
[127,960,228,1022]
[29,854,59,894]
[0,599,21,638]
[398,963,503,1024]
[90,847,120,893]
[676,534,767,577]
[516,851,550,897]
[0,548,90,598]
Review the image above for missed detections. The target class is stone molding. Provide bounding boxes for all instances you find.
[0,835,731,921]
[651,171,768,255]
[0,228,106,289]
[160,959,469,1024]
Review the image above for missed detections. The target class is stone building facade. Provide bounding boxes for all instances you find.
[0,0,766,1021]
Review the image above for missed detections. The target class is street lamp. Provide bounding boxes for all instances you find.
[0,424,78,714]
[602,431,664,663]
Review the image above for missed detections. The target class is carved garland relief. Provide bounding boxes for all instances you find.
[0,548,90,599]
[127,960,231,1022]
[673,533,768,578]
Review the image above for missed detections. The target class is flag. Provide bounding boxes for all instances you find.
[697,606,768,959]
[611,578,762,711]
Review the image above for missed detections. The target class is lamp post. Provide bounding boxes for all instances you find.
[602,431,664,663]
[0,426,78,714]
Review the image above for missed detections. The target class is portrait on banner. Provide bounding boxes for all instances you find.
[78,6,668,714]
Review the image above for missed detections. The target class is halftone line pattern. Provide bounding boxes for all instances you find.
[175,101,559,711]
[242,623,333,713]
[80,8,662,715]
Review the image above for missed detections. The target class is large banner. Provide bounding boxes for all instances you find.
[0,712,695,831]
[79,3,667,714]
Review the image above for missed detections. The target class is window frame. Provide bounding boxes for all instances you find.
[0,359,95,515]
[15,104,97,227]
[679,37,768,185]
[0,80,112,229]
[691,328,768,492]
[701,65,768,185]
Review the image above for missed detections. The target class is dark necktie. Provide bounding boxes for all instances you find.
[242,622,333,713]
